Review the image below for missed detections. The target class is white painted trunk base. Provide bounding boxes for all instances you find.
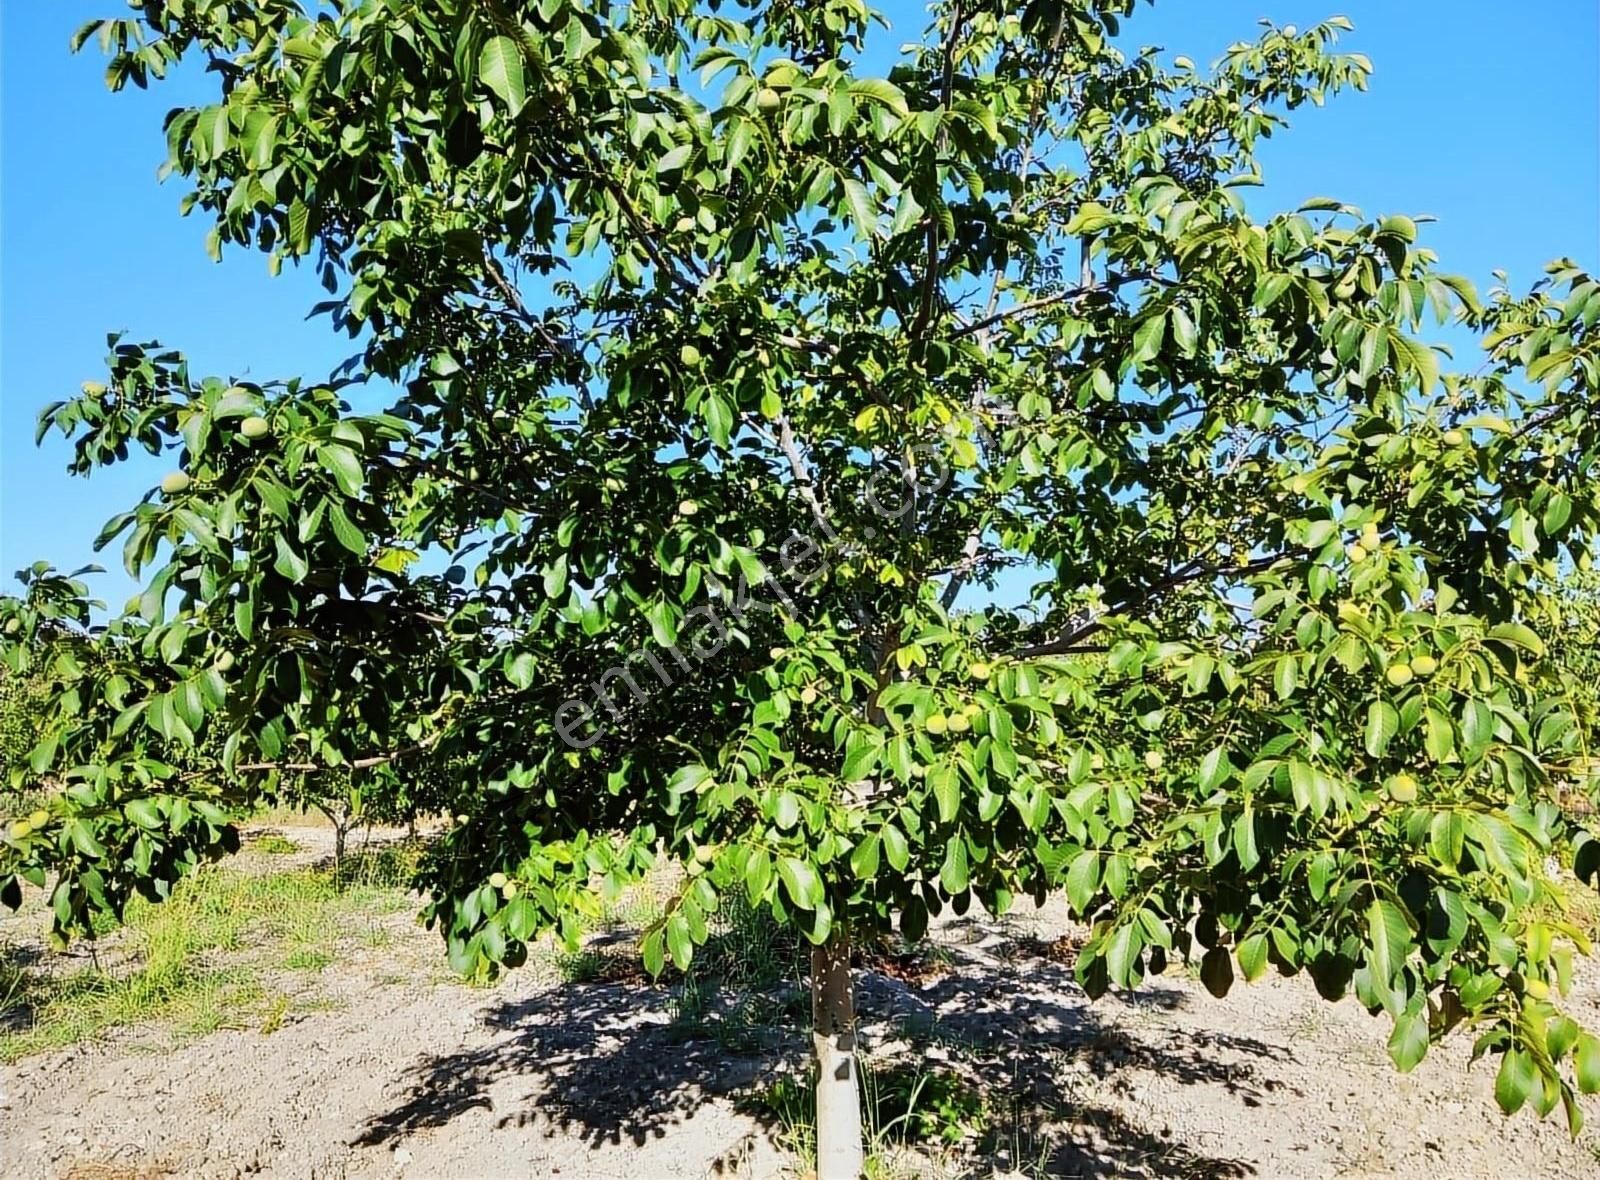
[811,936,863,1180]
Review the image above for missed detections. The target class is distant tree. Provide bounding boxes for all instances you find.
[0,565,95,819]
[1529,569,1600,818]
[5,3,1600,1172]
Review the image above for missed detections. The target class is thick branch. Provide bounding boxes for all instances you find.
[953,270,1159,340]
[232,738,437,776]
[1009,549,1303,659]
[776,415,836,536]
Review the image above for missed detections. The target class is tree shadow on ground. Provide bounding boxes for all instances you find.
[356,932,1289,1178]
[354,978,794,1156]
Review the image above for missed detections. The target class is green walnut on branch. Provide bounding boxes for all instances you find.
[4,1,1600,1172]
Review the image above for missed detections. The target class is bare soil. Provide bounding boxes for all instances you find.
[2,826,1597,1179]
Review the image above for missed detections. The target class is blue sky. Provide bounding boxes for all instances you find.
[2,2,1596,608]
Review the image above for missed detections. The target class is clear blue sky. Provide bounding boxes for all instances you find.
[3,2,1596,608]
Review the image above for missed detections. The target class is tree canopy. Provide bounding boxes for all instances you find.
[5,0,1600,1148]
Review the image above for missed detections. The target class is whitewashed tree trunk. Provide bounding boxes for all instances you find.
[811,932,863,1180]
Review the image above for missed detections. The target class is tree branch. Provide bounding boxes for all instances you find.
[953,270,1158,340]
[909,1,967,341]
[1008,549,1303,659]
[776,415,836,537]
[232,738,437,776]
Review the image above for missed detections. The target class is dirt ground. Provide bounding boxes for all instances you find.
[2,826,1598,1179]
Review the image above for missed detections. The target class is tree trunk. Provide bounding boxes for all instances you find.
[811,932,863,1180]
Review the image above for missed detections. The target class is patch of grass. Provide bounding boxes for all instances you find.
[866,1064,989,1147]
[746,1060,989,1173]
[335,842,423,894]
[694,893,807,992]
[284,945,335,972]
[554,947,612,984]
[247,832,301,855]
[0,857,417,1062]
[258,993,291,1035]
[655,894,808,1051]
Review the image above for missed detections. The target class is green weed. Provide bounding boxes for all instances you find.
[0,856,416,1062]
[247,832,301,855]
[746,1060,989,1173]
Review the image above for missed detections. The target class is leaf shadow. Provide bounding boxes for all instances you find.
[355,926,1294,1178]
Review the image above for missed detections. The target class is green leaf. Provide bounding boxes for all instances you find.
[327,501,365,555]
[1387,1009,1429,1072]
[840,177,877,238]
[1365,700,1399,758]
[1486,622,1545,658]
[666,912,694,970]
[744,847,773,904]
[657,143,694,175]
[68,821,105,860]
[272,534,309,582]
[478,36,527,116]
[847,78,909,117]
[1064,851,1099,915]
[881,823,910,872]
[1254,273,1292,308]
[804,900,834,946]
[643,600,679,647]
[772,791,801,830]
[1232,808,1260,872]
[1235,932,1268,982]
[842,730,883,782]
[1367,899,1411,986]
[506,652,536,690]
[1576,1033,1600,1094]
[940,838,969,894]
[641,927,665,977]
[667,763,713,797]
[849,834,881,879]
[1377,214,1417,244]
[701,393,733,448]
[1105,922,1143,986]
[1197,745,1230,791]
[777,856,821,910]
[125,798,164,830]
[317,444,364,497]
[1131,312,1166,363]
[1542,492,1573,537]
[1391,333,1439,394]
[27,733,58,776]
[929,764,960,825]
[1494,1047,1536,1115]
[1274,655,1299,701]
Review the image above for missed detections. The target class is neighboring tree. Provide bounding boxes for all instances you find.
[1529,569,1600,819]
[0,565,102,822]
[4,2,1600,1171]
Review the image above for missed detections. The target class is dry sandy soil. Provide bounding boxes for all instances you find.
[2,826,1598,1179]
